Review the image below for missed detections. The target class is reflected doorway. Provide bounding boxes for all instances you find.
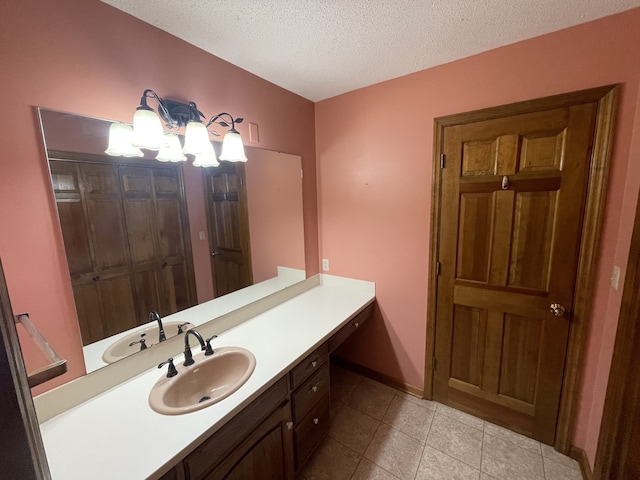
[203,162,253,297]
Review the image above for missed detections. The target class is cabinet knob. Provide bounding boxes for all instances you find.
[286,421,294,430]
[311,360,317,368]
[311,383,319,393]
[354,322,359,328]
[313,418,319,425]
[92,275,100,282]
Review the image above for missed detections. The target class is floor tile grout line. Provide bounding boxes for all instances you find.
[412,404,437,480]
[483,430,545,457]
[426,410,485,473]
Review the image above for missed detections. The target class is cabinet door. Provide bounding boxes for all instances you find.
[158,464,186,480]
[205,402,294,480]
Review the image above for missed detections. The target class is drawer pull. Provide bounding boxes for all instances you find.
[354,322,359,328]
[286,421,294,430]
[311,360,317,368]
[313,418,319,425]
[311,382,319,393]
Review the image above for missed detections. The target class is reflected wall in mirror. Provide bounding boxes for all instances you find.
[38,108,305,373]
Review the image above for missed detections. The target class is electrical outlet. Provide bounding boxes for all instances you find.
[612,265,621,290]
[322,258,330,271]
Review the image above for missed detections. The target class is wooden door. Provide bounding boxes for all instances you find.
[203,163,253,297]
[433,103,597,443]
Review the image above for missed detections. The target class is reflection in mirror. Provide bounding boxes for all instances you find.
[38,108,305,373]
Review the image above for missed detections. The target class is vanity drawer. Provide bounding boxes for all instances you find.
[290,343,328,389]
[294,394,330,471]
[292,362,330,422]
[329,302,374,352]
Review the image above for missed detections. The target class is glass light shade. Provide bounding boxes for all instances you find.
[156,134,187,162]
[182,121,212,155]
[218,130,247,162]
[132,108,165,150]
[105,123,143,157]
[192,142,219,167]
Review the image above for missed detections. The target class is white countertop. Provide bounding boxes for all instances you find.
[39,274,374,480]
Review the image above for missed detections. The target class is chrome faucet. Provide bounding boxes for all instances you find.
[149,311,166,343]
[183,329,206,366]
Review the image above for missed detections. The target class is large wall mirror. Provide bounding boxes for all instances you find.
[37,108,306,375]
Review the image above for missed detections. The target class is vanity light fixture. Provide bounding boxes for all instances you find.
[106,89,247,165]
[156,133,187,163]
[105,123,144,158]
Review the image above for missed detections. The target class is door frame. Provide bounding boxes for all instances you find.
[593,180,640,478]
[424,85,619,453]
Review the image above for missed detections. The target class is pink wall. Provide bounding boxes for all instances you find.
[0,0,317,395]
[315,8,640,465]
[246,150,306,283]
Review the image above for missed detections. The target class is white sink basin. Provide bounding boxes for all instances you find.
[148,347,256,415]
[101,321,193,364]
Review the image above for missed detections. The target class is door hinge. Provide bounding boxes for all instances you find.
[436,261,441,276]
[440,154,446,169]
[432,356,437,371]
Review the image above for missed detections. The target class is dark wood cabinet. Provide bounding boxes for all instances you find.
[183,377,293,480]
[49,158,196,345]
[205,402,293,480]
[290,345,331,472]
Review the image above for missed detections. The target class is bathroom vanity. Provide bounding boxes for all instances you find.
[36,274,375,479]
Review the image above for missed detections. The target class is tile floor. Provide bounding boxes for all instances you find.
[299,364,583,480]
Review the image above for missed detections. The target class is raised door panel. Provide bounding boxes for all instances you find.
[80,163,130,273]
[121,166,157,265]
[72,281,105,345]
[508,191,557,290]
[50,162,94,277]
[220,421,286,480]
[99,274,139,337]
[456,193,494,283]
[156,197,185,259]
[134,267,163,321]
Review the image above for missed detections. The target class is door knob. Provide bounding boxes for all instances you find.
[549,303,566,317]
[211,251,220,256]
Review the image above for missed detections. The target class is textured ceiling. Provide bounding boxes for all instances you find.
[101,0,640,101]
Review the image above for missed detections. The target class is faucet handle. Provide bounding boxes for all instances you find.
[177,322,191,334]
[204,335,218,356]
[158,358,178,378]
[129,335,148,351]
